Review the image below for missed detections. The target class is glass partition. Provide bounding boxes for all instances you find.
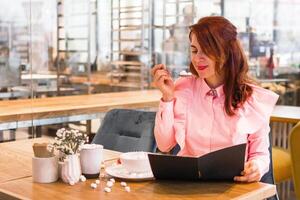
[0,0,32,142]
[225,0,300,105]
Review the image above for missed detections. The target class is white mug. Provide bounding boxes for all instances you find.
[80,144,103,178]
[32,156,58,183]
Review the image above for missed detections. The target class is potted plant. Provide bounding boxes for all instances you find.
[50,128,88,185]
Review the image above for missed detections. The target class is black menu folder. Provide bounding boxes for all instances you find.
[148,143,246,181]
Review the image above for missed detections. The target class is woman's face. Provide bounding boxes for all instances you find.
[190,33,225,88]
[190,33,217,79]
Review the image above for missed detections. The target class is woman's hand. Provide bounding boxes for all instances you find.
[234,160,261,183]
[151,64,175,102]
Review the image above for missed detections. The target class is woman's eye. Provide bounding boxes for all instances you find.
[191,50,197,54]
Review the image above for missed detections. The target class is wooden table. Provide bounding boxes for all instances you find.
[270,105,300,123]
[258,78,290,83]
[1,90,298,124]
[21,74,67,90]
[0,89,298,131]
[0,137,120,184]
[21,74,60,80]
[0,90,161,130]
[0,138,276,200]
[270,105,300,150]
[0,177,276,200]
[0,90,161,123]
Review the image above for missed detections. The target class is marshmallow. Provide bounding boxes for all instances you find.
[106,181,114,188]
[91,183,97,189]
[104,187,111,193]
[120,182,127,187]
[80,175,86,182]
[125,186,131,192]
[109,178,115,183]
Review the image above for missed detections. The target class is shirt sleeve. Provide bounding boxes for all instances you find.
[154,77,193,153]
[154,99,176,152]
[241,84,279,180]
[247,124,271,179]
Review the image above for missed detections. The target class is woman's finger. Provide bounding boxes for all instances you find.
[157,74,172,86]
[234,171,260,182]
[245,172,260,182]
[154,69,169,78]
[151,64,165,76]
[242,165,257,176]
[153,70,170,83]
[234,175,248,182]
[244,161,253,169]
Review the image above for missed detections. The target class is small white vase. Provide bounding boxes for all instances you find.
[61,154,81,184]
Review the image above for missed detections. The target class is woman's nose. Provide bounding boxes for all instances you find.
[193,54,205,62]
[197,51,206,57]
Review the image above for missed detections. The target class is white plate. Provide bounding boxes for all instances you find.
[105,164,154,181]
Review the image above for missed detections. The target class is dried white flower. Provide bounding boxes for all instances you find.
[104,187,111,193]
[95,179,100,184]
[52,128,88,161]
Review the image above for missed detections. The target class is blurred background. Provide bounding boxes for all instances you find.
[0,0,299,141]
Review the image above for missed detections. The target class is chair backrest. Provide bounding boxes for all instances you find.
[92,109,156,153]
[289,122,300,200]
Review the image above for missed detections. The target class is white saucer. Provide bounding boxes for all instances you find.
[105,164,154,181]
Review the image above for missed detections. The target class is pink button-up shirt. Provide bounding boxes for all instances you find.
[154,76,279,177]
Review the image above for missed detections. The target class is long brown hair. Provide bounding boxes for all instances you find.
[189,16,254,116]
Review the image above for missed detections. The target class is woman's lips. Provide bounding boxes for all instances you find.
[196,65,208,70]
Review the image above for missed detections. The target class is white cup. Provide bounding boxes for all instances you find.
[32,156,58,183]
[120,152,151,173]
[80,144,103,178]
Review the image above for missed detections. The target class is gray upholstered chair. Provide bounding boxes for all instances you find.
[92,109,156,153]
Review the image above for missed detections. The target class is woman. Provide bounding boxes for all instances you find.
[151,16,279,183]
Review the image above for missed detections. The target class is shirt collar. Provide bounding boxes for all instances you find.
[199,78,224,99]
